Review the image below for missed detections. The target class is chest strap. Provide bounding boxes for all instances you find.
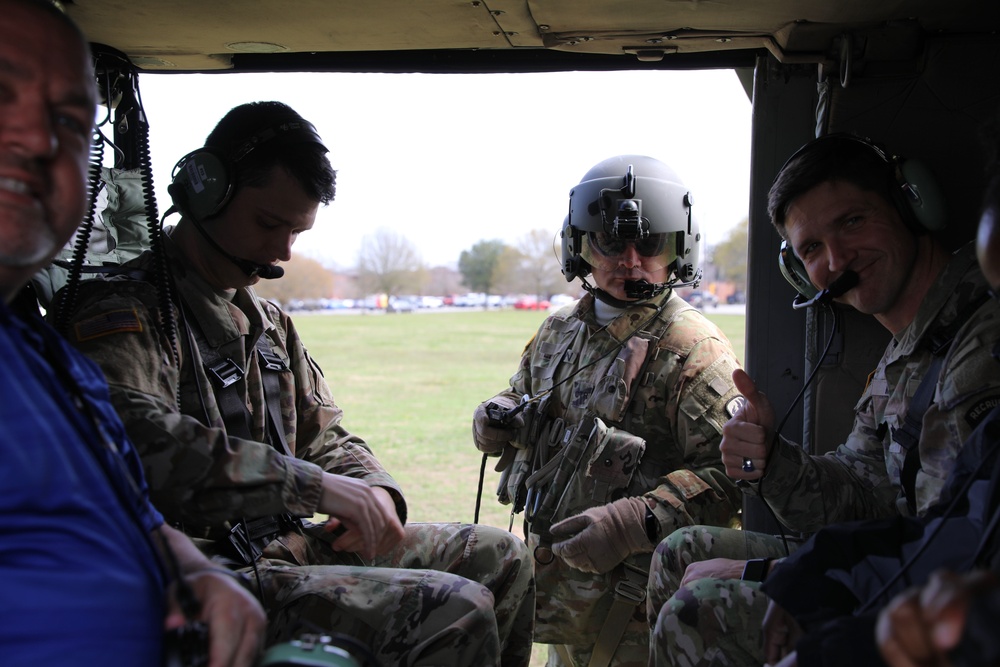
[181,312,298,564]
[189,320,292,456]
[256,335,292,457]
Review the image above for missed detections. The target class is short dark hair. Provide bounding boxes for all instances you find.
[767,134,907,239]
[205,101,336,205]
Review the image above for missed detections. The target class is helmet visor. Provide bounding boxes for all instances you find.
[581,231,678,272]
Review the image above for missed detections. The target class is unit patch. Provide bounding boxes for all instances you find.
[725,395,746,419]
[74,308,143,342]
[966,395,1000,430]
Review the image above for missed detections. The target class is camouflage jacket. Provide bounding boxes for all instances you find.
[59,232,404,537]
[760,242,1000,531]
[495,290,743,642]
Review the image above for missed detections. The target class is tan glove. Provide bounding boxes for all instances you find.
[550,496,651,574]
[472,395,525,455]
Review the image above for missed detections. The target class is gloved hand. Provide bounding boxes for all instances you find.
[550,496,652,574]
[472,395,525,455]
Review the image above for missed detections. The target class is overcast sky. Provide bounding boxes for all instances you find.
[135,69,752,269]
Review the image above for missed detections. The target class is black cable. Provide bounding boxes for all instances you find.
[747,300,843,557]
[473,294,672,525]
[239,517,268,604]
[52,130,103,334]
[474,453,488,524]
[855,440,999,614]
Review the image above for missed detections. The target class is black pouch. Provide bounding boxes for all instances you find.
[226,514,296,566]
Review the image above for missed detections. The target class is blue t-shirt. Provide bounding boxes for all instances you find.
[0,301,166,664]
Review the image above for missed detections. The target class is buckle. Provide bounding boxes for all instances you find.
[613,561,648,603]
[207,358,244,388]
[257,347,289,372]
[613,578,646,604]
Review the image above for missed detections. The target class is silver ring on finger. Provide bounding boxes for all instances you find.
[742,457,755,473]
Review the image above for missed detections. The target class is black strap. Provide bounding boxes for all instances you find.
[255,335,292,457]
[893,354,945,514]
[198,341,255,441]
[187,316,290,452]
[891,293,991,514]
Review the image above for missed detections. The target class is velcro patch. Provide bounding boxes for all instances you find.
[74,308,143,342]
[725,395,746,418]
[966,396,1000,429]
[665,468,713,500]
[709,376,731,396]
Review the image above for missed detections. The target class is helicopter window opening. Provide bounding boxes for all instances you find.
[138,70,750,282]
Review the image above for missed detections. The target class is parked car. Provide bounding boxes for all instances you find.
[684,290,718,309]
[513,296,551,310]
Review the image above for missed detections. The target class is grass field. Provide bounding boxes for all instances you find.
[293,307,745,662]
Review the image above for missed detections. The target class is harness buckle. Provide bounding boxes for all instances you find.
[612,561,648,603]
[207,358,244,389]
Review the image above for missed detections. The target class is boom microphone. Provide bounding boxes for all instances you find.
[624,279,669,299]
[226,254,285,280]
[792,270,859,310]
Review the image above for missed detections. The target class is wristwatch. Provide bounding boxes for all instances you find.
[644,505,660,543]
[740,557,772,583]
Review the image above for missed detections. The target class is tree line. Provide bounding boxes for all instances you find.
[255,220,749,305]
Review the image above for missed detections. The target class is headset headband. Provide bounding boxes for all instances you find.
[228,119,327,162]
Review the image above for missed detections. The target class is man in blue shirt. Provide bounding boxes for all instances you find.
[0,1,266,664]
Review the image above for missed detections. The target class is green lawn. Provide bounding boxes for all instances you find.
[293,307,745,663]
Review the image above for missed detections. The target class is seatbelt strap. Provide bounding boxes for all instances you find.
[894,355,945,514]
[891,293,990,513]
[189,322,255,441]
[588,560,647,667]
[255,335,292,456]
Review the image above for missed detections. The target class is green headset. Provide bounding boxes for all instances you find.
[168,119,327,222]
[775,133,947,299]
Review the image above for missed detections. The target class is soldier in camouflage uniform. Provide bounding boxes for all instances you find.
[58,102,535,667]
[647,134,1000,666]
[473,156,744,666]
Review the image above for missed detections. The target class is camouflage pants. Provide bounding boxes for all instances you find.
[542,613,649,667]
[646,526,799,667]
[532,530,651,667]
[251,521,535,667]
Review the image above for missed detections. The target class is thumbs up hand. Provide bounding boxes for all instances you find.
[720,368,776,480]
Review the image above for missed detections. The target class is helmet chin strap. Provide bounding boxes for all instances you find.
[580,277,674,309]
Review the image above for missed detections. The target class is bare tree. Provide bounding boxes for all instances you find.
[355,227,425,300]
[493,228,566,297]
[516,228,565,297]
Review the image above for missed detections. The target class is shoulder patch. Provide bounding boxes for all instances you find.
[74,308,143,342]
[522,332,537,355]
[725,395,746,419]
[966,396,1000,430]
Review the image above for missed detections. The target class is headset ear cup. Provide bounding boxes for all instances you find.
[898,159,947,232]
[561,219,589,281]
[169,149,234,222]
[778,240,819,299]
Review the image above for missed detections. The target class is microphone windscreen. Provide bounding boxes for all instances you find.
[258,264,284,279]
[827,270,859,298]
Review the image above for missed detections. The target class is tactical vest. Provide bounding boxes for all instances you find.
[501,294,696,541]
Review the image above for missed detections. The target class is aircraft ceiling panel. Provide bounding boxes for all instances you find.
[65,0,1000,72]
